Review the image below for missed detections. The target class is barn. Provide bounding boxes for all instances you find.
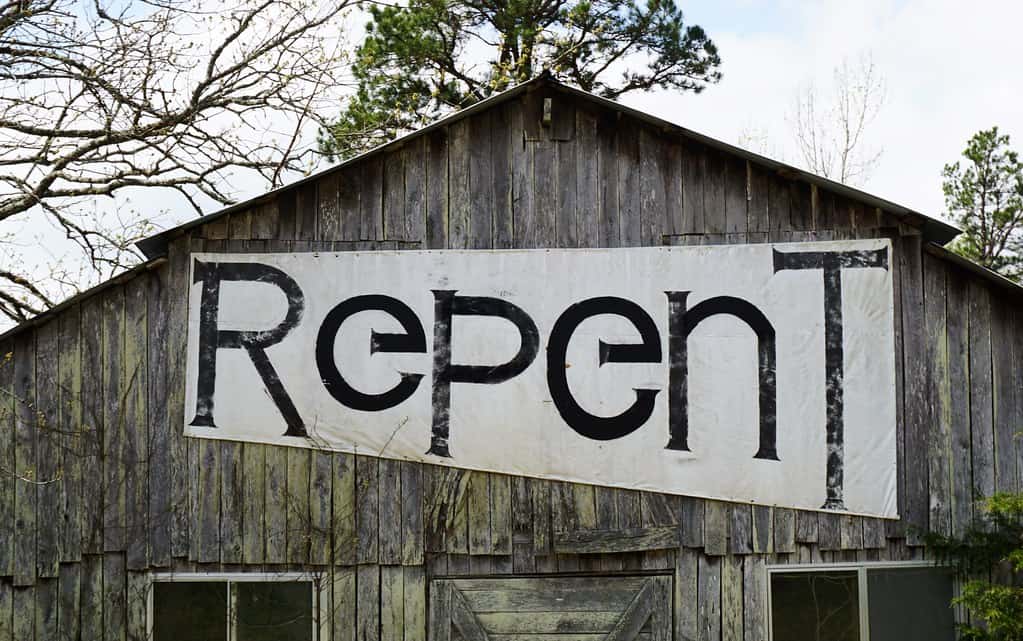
[0,74,1017,640]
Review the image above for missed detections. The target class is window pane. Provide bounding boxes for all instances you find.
[867,567,954,641]
[771,571,860,641]
[153,582,228,641]
[234,581,313,641]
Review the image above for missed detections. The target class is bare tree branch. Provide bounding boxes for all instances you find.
[0,0,358,323]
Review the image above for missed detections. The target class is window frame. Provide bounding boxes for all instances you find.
[765,560,953,641]
[148,571,323,641]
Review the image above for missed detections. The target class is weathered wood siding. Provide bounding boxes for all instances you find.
[0,87,1016,640]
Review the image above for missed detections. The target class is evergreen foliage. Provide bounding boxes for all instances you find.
[944,128,1023,280]
[319,0,721,158]
[925,493,1023,641]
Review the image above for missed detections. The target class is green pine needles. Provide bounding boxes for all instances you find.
[319,0,722,159]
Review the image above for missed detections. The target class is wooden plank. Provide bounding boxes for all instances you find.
[241,444,266,564]
[746,164,769,234]
[286,447,310,564]
[196,439,221,562]
[57,563,80,641]
[126,571,147,641]
[34,322,60,579]
[742,556,766,641]
[901,234,928,543]
[35,578,57,640]
[968,282,995,515]
[384,150,406,241]
[361,157,384,241]
[219,441,243,564]
[251,200,279,239]
[337,167,361,243]
[680,496,704,548]
[681,144,705,234]
[639,129,666,246]
[795,510,818,544]
[381,565,404,641]
[357,564,380,641]
[379,457,402,563]
[0,578,11,641]
[102,287,126,554]
[702,150,725,235]
[604,580,656,641]
[11,586,31,641]
[887,232,907,539]
[840,515,863,550]
[80,555,103,641]
[774,508,796,553]
[788,181,813,230]
[675,547,698,641]
[721,555,743,641]
[309,450,332,565]
[534,138,558,248]
[428,579,451,641]
[13,333,36,586]
[469,111,495,249]
[924,253,952,537]
[317,173,341,241]
[468,472,491,556]
[510,476,534,573]
[558,130,580,247]
[405,138,428,245]
[729,505,752,554]
[617,126,641,247]
[404,565,427,641]
[862,517,886,549]
[752,505,772,554]
[145,267,169,567]
[490,474,512,556]
[426,131,449,249]
[724,157,747,235]
[697,555,721,641]
[124,278,149,570]
[0,340,13,576]
[356,455,379,564]
[946,270,972,535]
[509,105,535,249]
[767,174,791,236]
[703,501,727,556]
[615,488,642,569]
[332,566,357,641]
[530,478,551,556]
[104,553,126,641]
[448,119,471,249]
[165,238,190,558]
[555,525,680,554]
[456,582,644,613]
[818,512,841,551]
[334,453,357,565]
[595,115,621,248]
[575,109,601,247]
[991,298,1016,494]
[264,445,288,563]
[228,208,252,240]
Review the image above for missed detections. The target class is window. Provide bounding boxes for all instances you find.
[768,562,954,641]
[150,574,317,641]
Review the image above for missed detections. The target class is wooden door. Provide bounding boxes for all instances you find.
[428,575,672,641]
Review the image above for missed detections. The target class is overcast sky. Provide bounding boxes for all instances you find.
[619,0,1023,221]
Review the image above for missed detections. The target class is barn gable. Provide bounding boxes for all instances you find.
[0,75,1015,640]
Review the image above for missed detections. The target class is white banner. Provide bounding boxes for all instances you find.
[185,240,897,517]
